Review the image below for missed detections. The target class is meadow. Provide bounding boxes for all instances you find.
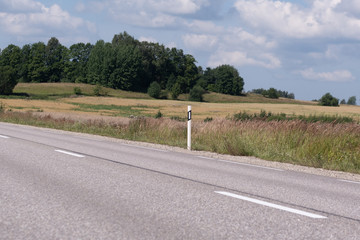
[1,83,360,174]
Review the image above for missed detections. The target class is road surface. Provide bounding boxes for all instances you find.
[0,122,359,239]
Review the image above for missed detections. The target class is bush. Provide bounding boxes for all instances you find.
[154,110,163,119]
[204,117,213,122]
[0,101,5,112]
[93,85,109,96]
[319,93,339,107]
[148,82,161,99]
[189,86,205,102]
[0,66,17,95]
[171,82,181,100]
[73,87,82,95]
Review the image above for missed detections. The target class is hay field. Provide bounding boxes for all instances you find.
[1,96,360,121]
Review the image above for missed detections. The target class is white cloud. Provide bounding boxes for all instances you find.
[208,50,281,69]
[338,0,360,15]
[151,0,205,15]
[234,0,360,39]
[139,36,158,43]
[185,20,224,34]
[223,27,277,49]
[182,34,218,50]
[309,44,341,59]
[0,0,43,12]
[300,68,354,82]
[0,0,96,38]
[92,0,209,29]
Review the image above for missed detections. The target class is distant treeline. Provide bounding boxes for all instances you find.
[251,88,295,99]
[0,32,244,96]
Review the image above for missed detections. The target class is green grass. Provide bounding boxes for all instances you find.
[12,83,151,100]
[69,103,156,117]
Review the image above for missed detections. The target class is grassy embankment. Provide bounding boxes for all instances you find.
[1,83,360,174]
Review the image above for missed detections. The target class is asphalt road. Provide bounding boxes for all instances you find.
[0,122,359,239]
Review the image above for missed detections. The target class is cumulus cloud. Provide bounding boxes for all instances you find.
[208,50,281,69]
[182,34,218,50]
[185,20,224,34]
[92,0,209,28]
[0,0,96,43]
[300,68,354,82]
[223,27,277,49]
[234,0,360,39]
[151,0,205,15]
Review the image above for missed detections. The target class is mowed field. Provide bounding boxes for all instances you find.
[2,83,360,121]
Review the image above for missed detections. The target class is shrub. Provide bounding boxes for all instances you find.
[0,101,4,112]
[93,85,109,96]
[171,82,181,100]
[73,87,82,95]
[147,82,161,99]
[204,117,213,122]
[189,85,205,102]
[154,110,163,119]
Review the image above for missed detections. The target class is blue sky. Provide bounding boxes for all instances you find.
[1,0,360,102]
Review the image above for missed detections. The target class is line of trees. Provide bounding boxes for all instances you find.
[0,32,244,97]
[251,88,295,99]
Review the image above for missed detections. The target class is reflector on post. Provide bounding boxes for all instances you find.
[187,106,191,150]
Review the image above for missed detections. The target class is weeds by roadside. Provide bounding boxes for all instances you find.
[0,101,4,112]
[1,111,359,174]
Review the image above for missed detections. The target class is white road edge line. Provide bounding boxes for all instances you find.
[55,150,85,158]
[339,179,360,185]
[0,135,10,139]
[215,191,327,219]
[122,144,168,153]
[197,156,283,172]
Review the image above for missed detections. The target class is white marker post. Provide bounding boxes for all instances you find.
[187,105,192,150]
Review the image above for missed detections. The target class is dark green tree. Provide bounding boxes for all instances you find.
[108,44,142,91]
[19,44,31,82]
[66,42,93,83]
[198,67,215,90]
[28,42,47,82]
[87,40,106,85]
[347,96,357,105]
[45,37,67,82]
[0,66,17,94]
[171,82,181,99]
[189,85,205,102]
[0,44,21,82]
[147,81,161,99]
[262,88,279,99]
[112,31,138,47]
[319,93,339,107]
[213,65,244,95]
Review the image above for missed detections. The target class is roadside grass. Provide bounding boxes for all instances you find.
[1,110,359,174]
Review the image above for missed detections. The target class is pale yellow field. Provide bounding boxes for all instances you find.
[2,96,360,120]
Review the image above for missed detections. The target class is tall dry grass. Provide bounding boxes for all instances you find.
[1,111,359,173]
